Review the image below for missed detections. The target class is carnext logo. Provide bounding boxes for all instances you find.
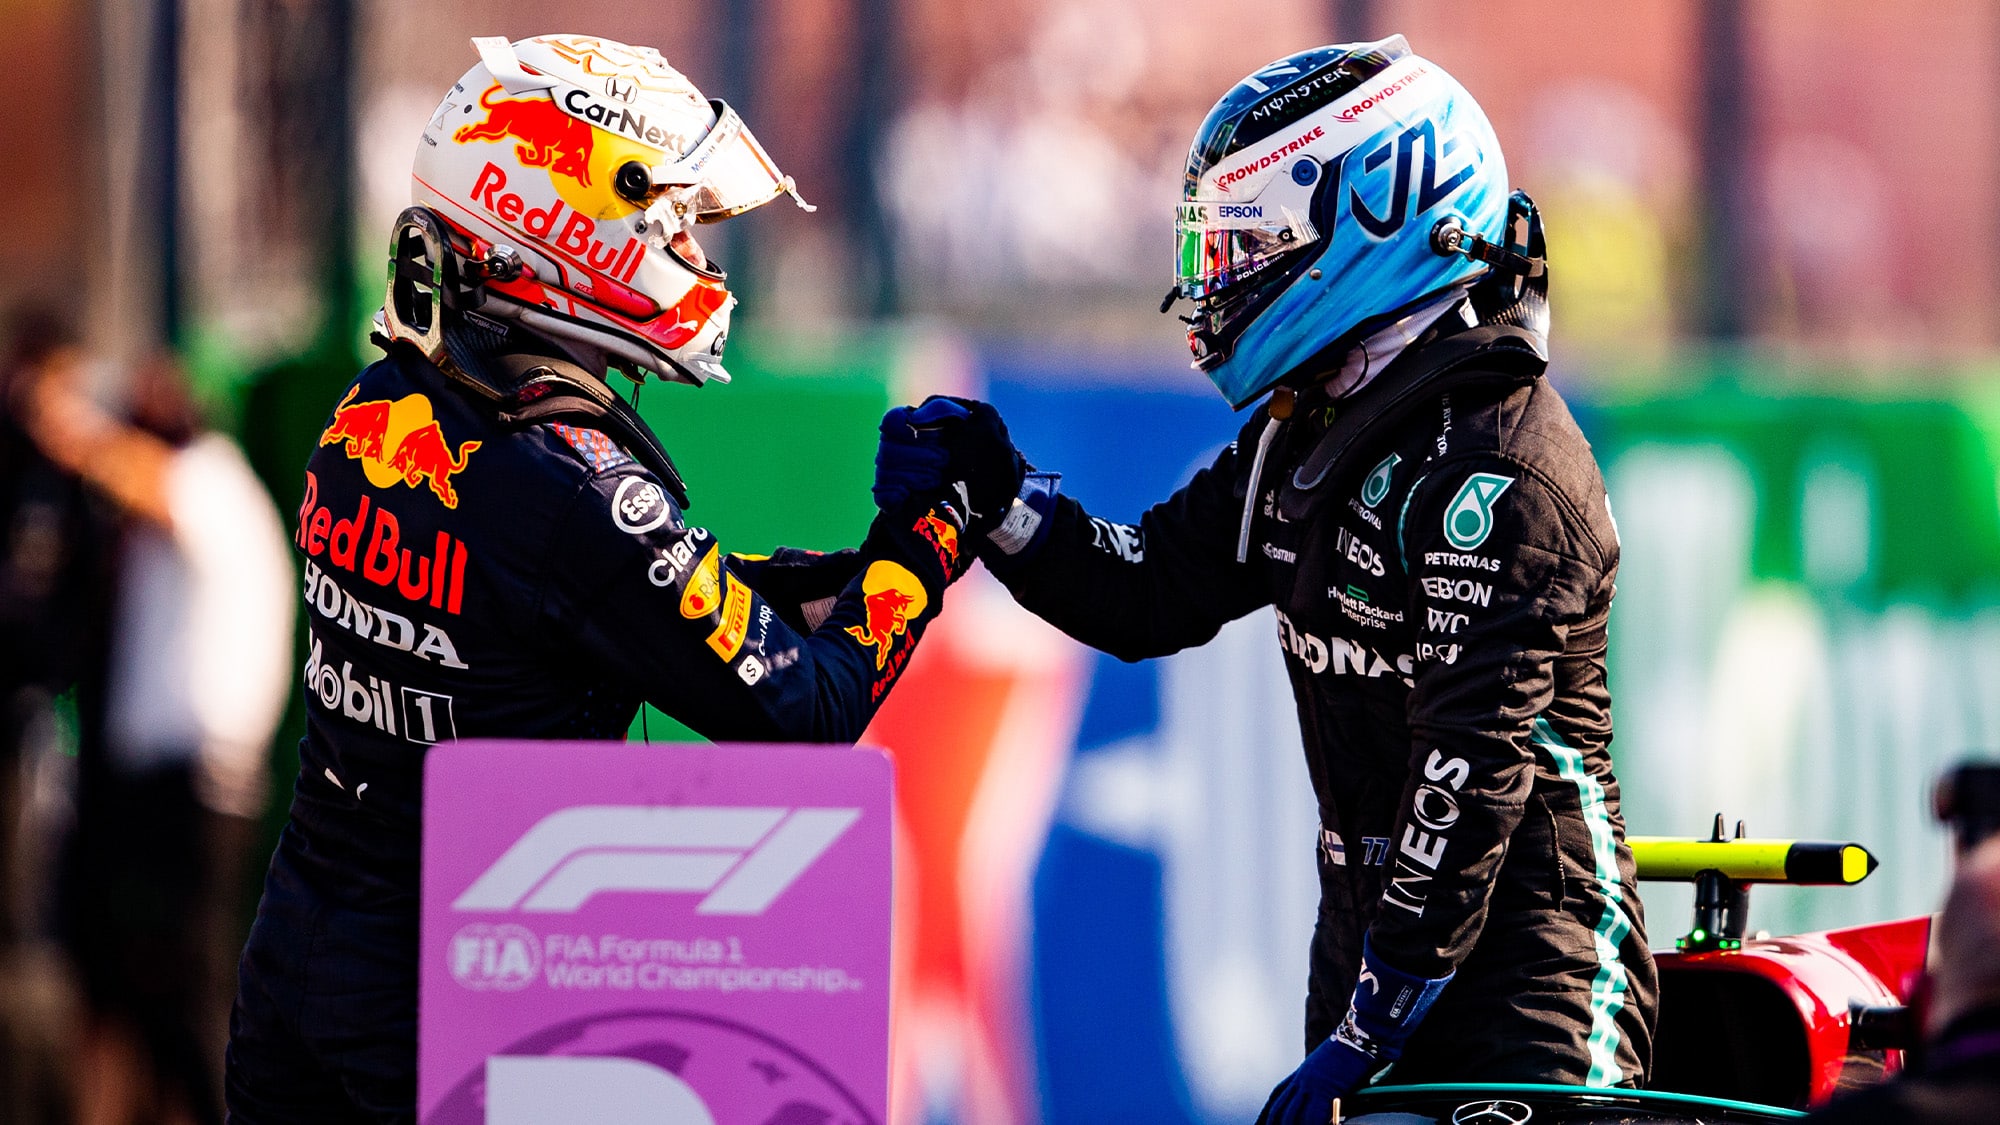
[452,806,861,915]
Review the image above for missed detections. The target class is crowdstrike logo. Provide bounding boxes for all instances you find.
[1331,63,1431,123]
[453,806,861,915]
[1214,125,1326,192]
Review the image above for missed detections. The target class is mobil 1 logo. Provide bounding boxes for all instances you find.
[304,632,458,745]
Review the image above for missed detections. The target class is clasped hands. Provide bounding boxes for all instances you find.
[872,395,1025,539]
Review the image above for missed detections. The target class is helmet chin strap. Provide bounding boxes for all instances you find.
[542,335,613,379]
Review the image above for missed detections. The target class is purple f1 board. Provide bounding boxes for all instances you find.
[419,740,892,1125]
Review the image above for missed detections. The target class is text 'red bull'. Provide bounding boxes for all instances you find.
[455,84,595,187]
[471,162,644,283]
[296,472,469,615]
[913,511,960,576]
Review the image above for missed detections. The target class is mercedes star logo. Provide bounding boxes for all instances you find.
[1451,1100,1533,1125]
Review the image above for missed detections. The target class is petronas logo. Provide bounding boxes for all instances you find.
[1443,473,1514,549]
[1360,453,1401,509]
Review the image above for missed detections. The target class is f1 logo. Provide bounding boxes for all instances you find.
[453,805,861,915]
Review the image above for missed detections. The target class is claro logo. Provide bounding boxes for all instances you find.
[453,806,860,915]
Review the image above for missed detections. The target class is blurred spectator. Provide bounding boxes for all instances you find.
[14,346,293,1124]
[1808,835,2000,1122]
[0,309,120,1121]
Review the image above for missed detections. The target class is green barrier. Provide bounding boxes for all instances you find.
[1588,385,2000,603]
[1586,379,2000,935]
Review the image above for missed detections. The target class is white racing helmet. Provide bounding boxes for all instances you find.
[396,35,812,386]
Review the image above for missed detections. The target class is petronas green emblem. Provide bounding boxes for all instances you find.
[1443,473,1514,549]
[1360,453,1401,509]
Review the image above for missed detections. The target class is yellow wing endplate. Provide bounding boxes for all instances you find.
[1629,837,1878,886]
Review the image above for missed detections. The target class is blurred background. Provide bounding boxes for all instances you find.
[4,0,2000,1122]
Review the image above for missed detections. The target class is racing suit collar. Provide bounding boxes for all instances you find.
[1273,317,1547,523]
[442,315,544,396]
[1321,286,1477,402]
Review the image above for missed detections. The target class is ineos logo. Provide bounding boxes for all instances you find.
[1411,785,1461,831]
[454,805,860,915]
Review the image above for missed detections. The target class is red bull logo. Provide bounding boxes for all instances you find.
[321,394,393,460]
[914,511,961,575]
[295,472,470,615]
[319,389,482,509]
[845,561,929,673]
[471,163,645,282]
[455,84,594,188]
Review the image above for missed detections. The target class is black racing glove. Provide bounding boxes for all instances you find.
[874,395,1027,538]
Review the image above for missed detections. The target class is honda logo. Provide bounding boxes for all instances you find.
[453,806,861,915]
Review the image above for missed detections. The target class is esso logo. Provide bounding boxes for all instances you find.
[612,477,672,535]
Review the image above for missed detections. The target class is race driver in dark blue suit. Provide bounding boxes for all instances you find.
[875,37,1659,1124]
[226,35,972,1122]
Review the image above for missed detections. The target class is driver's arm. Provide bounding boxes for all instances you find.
[537,463,967,743]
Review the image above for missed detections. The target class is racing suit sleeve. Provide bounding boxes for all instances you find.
[724,548,864,635]
[537,463,970,744]
[1372,453,1618,978]
[985,418,1270,662]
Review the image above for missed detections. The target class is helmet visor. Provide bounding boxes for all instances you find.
[649,100,805,222]
[1175,201,1317,302]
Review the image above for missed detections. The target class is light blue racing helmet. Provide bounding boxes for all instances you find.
[1171,37,1511,408]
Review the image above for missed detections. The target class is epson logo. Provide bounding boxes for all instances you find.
[454,805,860,915]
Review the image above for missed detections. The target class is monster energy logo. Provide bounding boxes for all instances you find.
[1442,473,1514,550]
[1361,452,1401,509]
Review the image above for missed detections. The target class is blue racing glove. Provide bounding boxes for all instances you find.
[1257,938,1454,1125]
[873,397,969,513]
[874,396,1029,539]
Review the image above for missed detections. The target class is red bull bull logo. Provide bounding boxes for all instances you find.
[455,84,595,188]
[845,561,929,673]
[319,389,482,509]
[321,394,393,460]
[913,511,961,574]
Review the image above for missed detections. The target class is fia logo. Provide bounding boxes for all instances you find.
[1348,120,1479,240]
[449,922,541,990]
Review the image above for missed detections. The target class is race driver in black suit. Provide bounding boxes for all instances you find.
[227,35,971,1122]
[873,37,1658,1123]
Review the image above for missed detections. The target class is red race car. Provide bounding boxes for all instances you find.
[1342,818,1924,1123]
